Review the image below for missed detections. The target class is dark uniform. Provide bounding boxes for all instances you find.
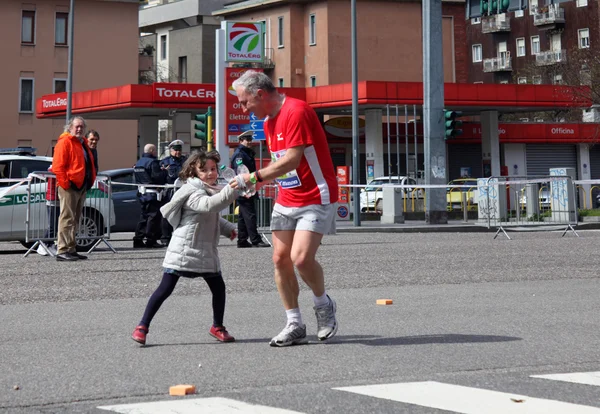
[159,154,186,244]
[230,144,263,247]
[133,153,167,248]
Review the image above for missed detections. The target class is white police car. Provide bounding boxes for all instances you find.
[0,147,115,251]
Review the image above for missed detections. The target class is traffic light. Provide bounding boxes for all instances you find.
[444,110,463,139]
[194,107,213,150]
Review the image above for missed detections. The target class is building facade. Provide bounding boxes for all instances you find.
[0,0,140,170]
[214,0,468,87]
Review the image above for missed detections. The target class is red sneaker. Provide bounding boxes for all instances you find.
[209,325,235,342]
[132,325,148,345]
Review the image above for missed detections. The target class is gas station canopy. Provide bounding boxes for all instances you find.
[36,81,592,120]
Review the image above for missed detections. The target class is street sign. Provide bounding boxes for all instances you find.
[248,112,266,141]
[251,130,265,140]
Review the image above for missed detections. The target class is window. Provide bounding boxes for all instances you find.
[578,28,590,49]
[55,12,68,45]
[160,35,167,60]
[178,56,187,83]
[53,79,66,93]
[309,14,316,45]
[516,38,526,57]
[19,78,34,113]
[518,77,527,84]
[515,9,524,17]
[278,78,284,87]
[278,16,284,48]
[310,76,317,87]
[472,44,482,62]
[471,17,481,24]
[577,0,588,7]
[531,36,540,55]
[533,75,542,84]
[21,10,35,44]
[554,74,563,85]
[11,160,52,179]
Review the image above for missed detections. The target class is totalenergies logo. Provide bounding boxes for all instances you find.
[226,22,263,62]
[229,23,261,52]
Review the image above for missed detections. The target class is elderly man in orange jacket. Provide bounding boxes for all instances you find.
[52,116,97,261]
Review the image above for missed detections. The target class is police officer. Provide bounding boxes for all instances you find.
[159,139,187,245]
[231,130,269,248]
[133,143,167,248]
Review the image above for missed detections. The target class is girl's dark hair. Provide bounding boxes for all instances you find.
[179,150,221,180]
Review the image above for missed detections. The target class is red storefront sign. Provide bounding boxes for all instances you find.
[152,83,215,103]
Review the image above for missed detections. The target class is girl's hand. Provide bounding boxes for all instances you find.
[230,229,237,240]
[229,174,250,189]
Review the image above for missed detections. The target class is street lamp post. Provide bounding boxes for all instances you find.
[66,0,75,122]
[351,0,360,226]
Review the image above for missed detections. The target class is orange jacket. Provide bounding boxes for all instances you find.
[53,132,97,190]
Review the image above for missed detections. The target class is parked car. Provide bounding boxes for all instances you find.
[446,178,479,210]
[99,168,140,233]
[0,147,115,250]
[360,176,418,212]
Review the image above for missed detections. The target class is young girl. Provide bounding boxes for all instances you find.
[132,150,244,345]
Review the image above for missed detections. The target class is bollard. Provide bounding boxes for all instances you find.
[462,191,468,223]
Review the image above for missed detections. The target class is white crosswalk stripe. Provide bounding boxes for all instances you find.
[531,371,600,386]
[98,372,600,413]
[98,397,305,414]
[333,380,600,414]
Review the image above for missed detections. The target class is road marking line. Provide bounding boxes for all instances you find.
[98,397,305,414]
[531,372,600,386]
[333,381,600,413]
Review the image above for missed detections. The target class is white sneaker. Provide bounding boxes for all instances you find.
[314,295,338,341]
[269,322,308,347]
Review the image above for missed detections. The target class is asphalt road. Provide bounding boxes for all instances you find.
[0,230,599,413]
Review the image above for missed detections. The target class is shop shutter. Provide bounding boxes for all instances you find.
[448,144,482,180]
[526,144,577,178]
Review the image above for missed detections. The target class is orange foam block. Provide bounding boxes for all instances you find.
[169,385,196,396]
[376,299,393,305]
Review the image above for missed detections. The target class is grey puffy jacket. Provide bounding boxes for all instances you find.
[160,178,236,273]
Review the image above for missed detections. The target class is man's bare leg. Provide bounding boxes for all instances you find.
[272,230,300,310]
[290,230,325,296]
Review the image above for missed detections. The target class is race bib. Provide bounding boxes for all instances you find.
[271,149,301,189]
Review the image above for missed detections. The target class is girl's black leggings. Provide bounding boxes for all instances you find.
[139,272,226,328]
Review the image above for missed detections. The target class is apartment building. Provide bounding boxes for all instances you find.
[1,0,139,169]
[213,0,468,87]
[467,0,598,87]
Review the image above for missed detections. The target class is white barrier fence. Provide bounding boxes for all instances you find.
[23,172,117,257]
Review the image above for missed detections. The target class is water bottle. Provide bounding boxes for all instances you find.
[235,161,256,197]
[219,165,236,182]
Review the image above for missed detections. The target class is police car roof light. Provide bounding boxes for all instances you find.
[0,147,37,156]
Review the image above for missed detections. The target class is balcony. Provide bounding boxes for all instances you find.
[483,54,512,72]
[532,4,565,28]
[482,14,511,33]
[535,49,567,66]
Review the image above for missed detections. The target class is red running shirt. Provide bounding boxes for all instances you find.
[264,97,338,207]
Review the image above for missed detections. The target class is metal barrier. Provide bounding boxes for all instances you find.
[23,172,116,257]
[477,175,578,239]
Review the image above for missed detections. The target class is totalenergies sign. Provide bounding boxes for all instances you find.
[226,22,264,63]
[152,83,215,103]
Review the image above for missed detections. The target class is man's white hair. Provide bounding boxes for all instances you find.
[232,70,276,96]
[64,116,87,133]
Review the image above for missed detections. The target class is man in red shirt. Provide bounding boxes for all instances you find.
[232,70,338,347]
